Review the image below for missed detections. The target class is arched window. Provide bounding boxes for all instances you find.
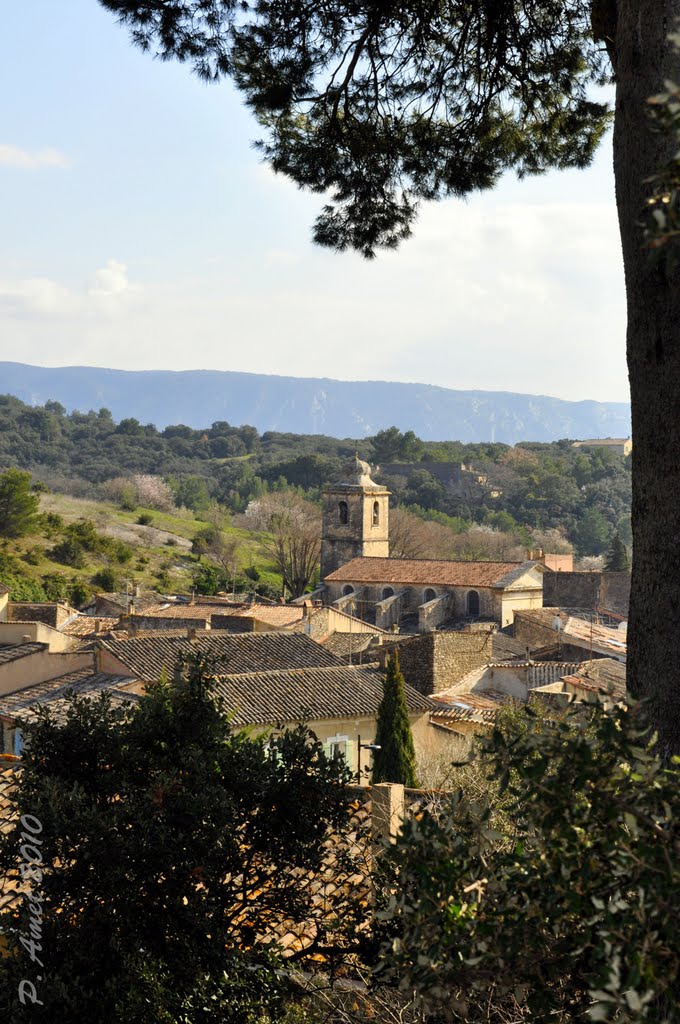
[382,587,394,600]
[372,500,380,526]
[339,500,349,524]
[342,584,355,597]
[424,588,436,603]
[467,590,480,617]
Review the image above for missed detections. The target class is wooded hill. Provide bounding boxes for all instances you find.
[0,394,631,560]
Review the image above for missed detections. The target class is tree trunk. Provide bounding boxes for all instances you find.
[614,0,680,754]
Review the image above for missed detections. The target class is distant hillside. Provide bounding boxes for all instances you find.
[0,362,630,444]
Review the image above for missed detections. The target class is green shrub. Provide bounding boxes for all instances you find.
[21,545,43,566]
[49,538,86,569]
[137,512,153,526]
[379,704,680,1023]
[91,567,118,591]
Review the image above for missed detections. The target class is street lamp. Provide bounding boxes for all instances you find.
[356,736,381,784]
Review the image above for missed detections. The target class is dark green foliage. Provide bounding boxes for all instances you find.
[372,654,417,787]
[378,703,680,1022]
[68,578,91,608]
[0,654,354,1023]
[0,469,39,538]
[91,566,118,591]
[604,530,630,572]
[0,395,632,543]
[47,536,86,568]
[136,511,153,525]
[573,506,612,556]
[101,0,610,257]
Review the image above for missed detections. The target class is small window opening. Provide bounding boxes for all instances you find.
[467,590,480,617]
[372,501,380,526]
[424,588,436,603]
[338,500,349,524]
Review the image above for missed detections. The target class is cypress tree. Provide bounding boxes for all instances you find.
[604,531,630,572]
[372,652,418,787]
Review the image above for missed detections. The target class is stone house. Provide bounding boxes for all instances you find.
[513,608,627,662]
[326,557,544,630]
[571,438,632,457]
[320,456,544,631]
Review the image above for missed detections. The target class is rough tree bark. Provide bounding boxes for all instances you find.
[614,0,680,754]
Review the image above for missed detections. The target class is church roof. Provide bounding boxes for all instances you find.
[324,557,541,589]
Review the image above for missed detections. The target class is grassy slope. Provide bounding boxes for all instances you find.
[5,494,282,596]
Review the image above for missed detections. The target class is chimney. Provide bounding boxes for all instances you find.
[134,584,141,598]
[536,547,543,558]
[189,590,195,606]
[187,627,198,642]
[21,634,32,644]
[129,600,136,616]
[526,549,534,561]
[94,618,101,634]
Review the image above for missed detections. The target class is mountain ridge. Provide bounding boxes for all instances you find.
[0,362,630,444]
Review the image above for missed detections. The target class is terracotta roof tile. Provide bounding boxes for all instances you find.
[60,616,120,637]
[101,631,346,681]
[0,642,46,664]
[212,665,433,726]
[0,669,139,722]
[225,605,307,628]
[325,557,539,588]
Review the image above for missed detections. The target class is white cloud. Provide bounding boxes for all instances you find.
[88,260,132,298]
[0,144,70,169]
[0,260,139,320]
[0,197,629,404]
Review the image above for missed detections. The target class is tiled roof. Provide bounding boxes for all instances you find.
[491,632,530,660]
[430,689,512,724]
[320,633,377,659]
[0,642,46,664]
[562,658,627,703]
[225,604,307,628]
[0,583,10,596]
[212,666,433,726]
[325,557,539,588]
[60,616,120,637]
[141,603,216,619]
[95,591,168,613]
[515,609,627,659]
[0,669,139,722]
[101,631,345,681]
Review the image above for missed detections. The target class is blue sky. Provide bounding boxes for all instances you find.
[0,1,628,404]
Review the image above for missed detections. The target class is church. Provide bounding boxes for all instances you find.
[320,457,544,632]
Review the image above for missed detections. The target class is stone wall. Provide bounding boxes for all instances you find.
[7,602,74,628]
[379,628,495,695]
[542,572,630,616]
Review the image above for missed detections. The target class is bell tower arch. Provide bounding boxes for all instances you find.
[320,455,390,579]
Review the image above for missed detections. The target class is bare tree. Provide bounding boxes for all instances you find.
[245,493,321,598]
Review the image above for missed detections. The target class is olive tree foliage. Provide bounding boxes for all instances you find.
[99,0,610,256]
[0,654,355,1023]
[376,704,680,1023]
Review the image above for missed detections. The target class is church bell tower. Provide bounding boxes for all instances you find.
[320,455,390,580]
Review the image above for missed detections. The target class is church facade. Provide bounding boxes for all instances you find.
[321,457,544,631]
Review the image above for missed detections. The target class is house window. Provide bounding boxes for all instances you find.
[424,588,436,603]
[372,501,380,526]
[325,734,355,769]
[339,500,349,524]
[467,590,480,616]
[342,584,355,597]
[382,587,394,600]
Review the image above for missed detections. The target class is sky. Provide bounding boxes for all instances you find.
[0,1,628,404]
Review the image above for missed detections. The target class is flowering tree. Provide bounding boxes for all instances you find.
[246,493,321,598]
